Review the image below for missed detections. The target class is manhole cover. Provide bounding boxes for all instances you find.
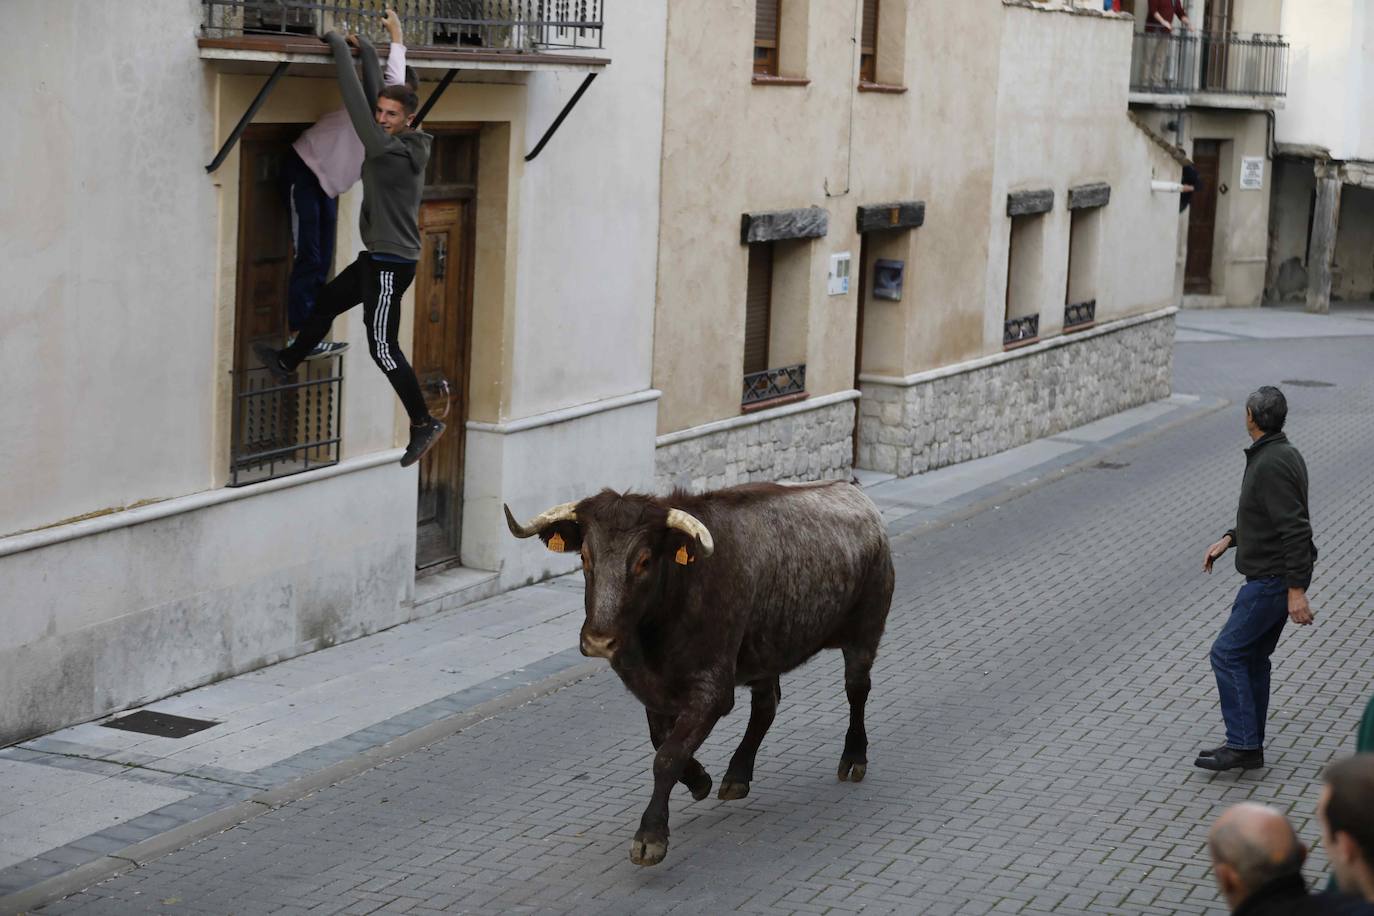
[1093,461,1130,470]
[1281,379,1335,388]
[101,710,219,738]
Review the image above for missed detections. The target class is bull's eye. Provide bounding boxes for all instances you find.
[632,550,652,576]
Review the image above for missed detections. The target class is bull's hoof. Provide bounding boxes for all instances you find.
[630,832,668,867]
[717,779,750,800]
[683,772,713,801]
[837,760,867,782]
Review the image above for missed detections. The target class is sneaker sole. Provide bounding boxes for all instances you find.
[400,422,446,468]
[302,343,349,361]
[251,342,292,385]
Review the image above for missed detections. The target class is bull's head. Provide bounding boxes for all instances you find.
[504,492,714,660]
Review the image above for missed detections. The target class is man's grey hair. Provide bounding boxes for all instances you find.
[1209,806,1305,889]
[1246,386,1288,434]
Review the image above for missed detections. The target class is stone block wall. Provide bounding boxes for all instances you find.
[655,398,856,493]
[858,313,1174,477]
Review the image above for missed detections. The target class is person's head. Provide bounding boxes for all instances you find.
[1245,386,1287,439]
[1319,754,1374,901]
[1207,803,1306,911]
[375,84,418,135]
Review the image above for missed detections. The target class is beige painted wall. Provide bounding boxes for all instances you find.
[1277,0,1374,162]
[1,3,218,536]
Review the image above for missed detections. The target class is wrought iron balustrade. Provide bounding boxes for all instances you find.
[1064,299,1096,330]
[1130,30,1288,97]
[742,364,806,408]
[202,0,605,51]
[1003,314,1039,348]
[231,356,342,486]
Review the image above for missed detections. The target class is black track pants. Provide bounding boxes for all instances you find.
[281,253,430,426]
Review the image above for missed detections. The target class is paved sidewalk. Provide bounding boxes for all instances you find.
[4,304,1372,914]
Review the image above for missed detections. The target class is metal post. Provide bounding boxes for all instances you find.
[206,62,291,174]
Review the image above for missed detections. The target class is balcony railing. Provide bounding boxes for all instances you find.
[1130,31,1287,97]
[202,0,605,52]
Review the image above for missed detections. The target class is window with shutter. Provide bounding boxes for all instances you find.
[860,0,879,82]
[754,0,780,76]
[744,243,773,375]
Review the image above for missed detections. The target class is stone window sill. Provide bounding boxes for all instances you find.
[752,75,811,88]
[741,391,809,413]
[858,81,908,94]
[1003,337,1041,352]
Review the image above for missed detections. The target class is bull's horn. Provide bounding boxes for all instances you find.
[666,509,714,558]
[503,501,578,539]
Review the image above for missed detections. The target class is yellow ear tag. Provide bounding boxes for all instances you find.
[675,546,690,566]
[548,532,565,552]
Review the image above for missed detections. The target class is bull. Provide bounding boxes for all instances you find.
[504,479,893,867]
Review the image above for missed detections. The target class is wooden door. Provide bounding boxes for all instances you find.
[1201,0,1233,91]
[234,127,297,376]
[1185,140,1221,294]
[413,197,473,569]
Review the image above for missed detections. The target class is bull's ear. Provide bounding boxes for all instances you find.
[539,521,583,554]
[667,532,699,566]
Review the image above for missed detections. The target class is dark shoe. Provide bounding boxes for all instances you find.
[1194,747,1264,771]
[298,338,349,360]
[252,342,292,385]
[1197,743,1227,758]
[400,419,446,468]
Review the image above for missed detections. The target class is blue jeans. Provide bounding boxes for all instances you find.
[1210,577,1288,750]
[282,148,338,333]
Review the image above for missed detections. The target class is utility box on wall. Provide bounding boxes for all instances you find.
[873,259,904,301]
[828,252,852,295]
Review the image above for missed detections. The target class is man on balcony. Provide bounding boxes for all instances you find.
[1146,0,1192,90]
[255,28,444,469]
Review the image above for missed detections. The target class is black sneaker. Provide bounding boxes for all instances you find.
[252,342,292,385]
[400,419,446,468]
[297,338,349,360]
[1194,747,1264,771]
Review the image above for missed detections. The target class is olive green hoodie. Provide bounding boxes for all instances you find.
[326,32,431,261]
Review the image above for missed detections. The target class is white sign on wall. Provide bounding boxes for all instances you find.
[1240,157,1265,190]
[828,252,852,295]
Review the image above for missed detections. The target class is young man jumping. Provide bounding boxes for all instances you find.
[255,28,443,468]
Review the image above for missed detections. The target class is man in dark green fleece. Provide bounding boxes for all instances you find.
[255,29,443,468]
[1196,386,1317,772]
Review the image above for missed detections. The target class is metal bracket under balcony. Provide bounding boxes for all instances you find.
[742,364,807,410]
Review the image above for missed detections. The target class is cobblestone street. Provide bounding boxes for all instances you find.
[37,317,1374,915]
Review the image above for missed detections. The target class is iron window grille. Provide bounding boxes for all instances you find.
[201,0,605,52]
[742,363,805,407]
[230,357,343,486]
[1003,314,1039,348]
[1064,299,1096,330]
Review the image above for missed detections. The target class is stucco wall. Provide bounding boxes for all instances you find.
[1,3,218,536]
[991,5,1179,329]
[1334,185,1374,300]
[1277,0,1374,162]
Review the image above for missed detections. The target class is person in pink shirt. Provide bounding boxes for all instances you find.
[281,8,410,358]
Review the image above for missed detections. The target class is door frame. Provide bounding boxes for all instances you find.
[414,126,480,572]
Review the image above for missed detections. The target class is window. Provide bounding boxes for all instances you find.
[1004,214,1045,348]
[742,240,809,409]
[744,242,773,375]
[1065,208,1102,330]
[231,125,343,486]
[754,0,780,76]
[860,0,879,83]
